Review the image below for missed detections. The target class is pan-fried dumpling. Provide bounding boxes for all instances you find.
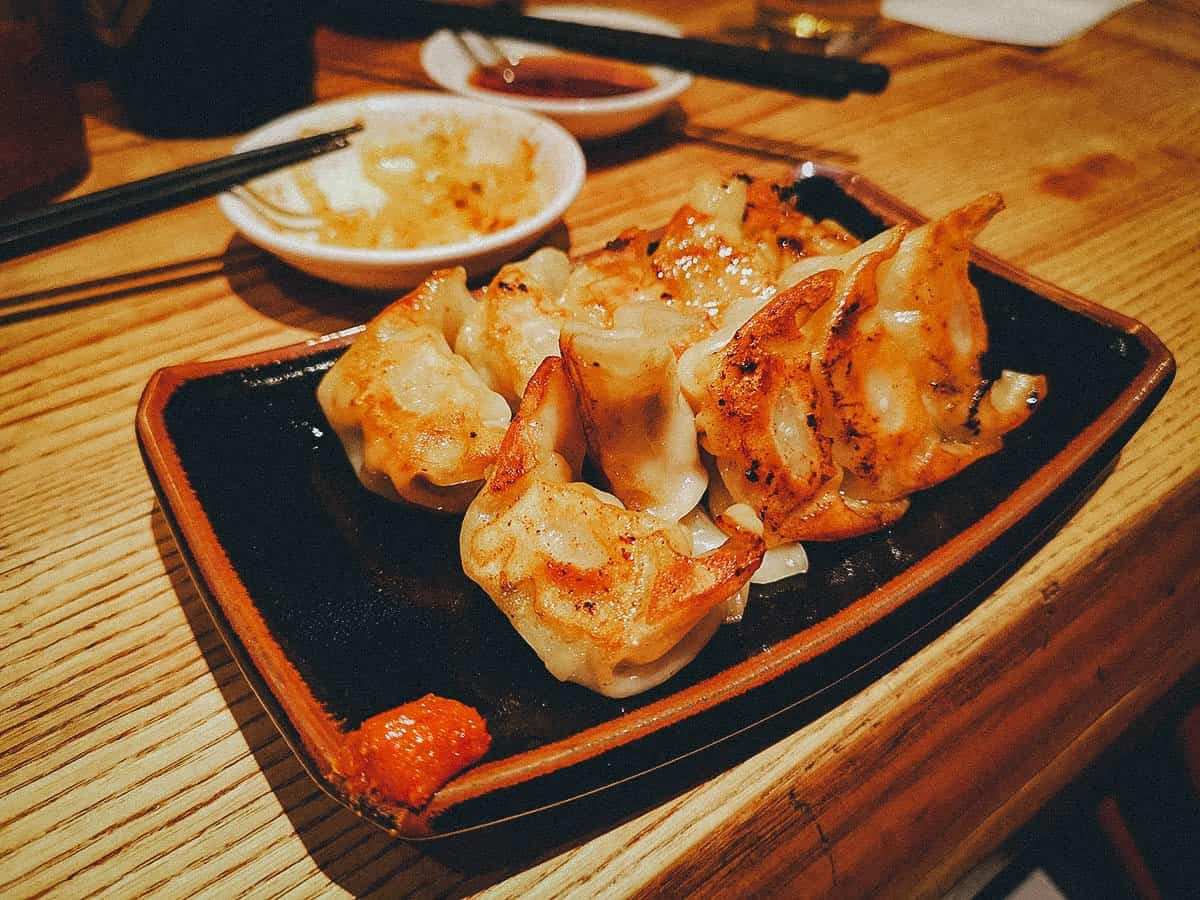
[642,177,779,353]
[691,247,912,544]
[455,247,573,404]
[562,173,857,359]
[559,324,707,522]
[674,172,858,280]
[460,357,764,698]
[557,173,861,365]
[810,194,1046,501]
[317,267,511,513]
[687,196,1045,542]
[562,226,708,358]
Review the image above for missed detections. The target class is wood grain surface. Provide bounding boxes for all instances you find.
[2,2,1198,897]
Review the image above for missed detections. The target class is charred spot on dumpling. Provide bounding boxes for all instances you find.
[771,181,801,207]
[963,380,990,435]
[547,560,615,596]
[831,301,861,338]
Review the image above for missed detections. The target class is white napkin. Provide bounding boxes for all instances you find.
[881,0,1142,47]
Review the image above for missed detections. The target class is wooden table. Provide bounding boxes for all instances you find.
[2,3,1198,896]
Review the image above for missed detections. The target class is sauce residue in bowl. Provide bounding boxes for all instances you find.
[469,53,657,99]
[291,119,546,250]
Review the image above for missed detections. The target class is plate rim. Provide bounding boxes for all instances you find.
[135,162,1176,837]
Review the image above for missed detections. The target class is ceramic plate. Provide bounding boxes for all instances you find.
[420,5,692,140]
[218,93,585,290]
[137,163,1174,838]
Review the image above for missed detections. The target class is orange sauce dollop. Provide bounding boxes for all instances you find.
[469,53,657,99]
[336,694,490,810]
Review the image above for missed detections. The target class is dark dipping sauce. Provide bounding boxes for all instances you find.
[469,53,657,99]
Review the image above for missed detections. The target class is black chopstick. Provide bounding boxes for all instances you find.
[0,124,363,263]
[325,1,889,99]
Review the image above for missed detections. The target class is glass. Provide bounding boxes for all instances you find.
[756,0,881,57]
[0,0,89,204]
[91,0,316,137]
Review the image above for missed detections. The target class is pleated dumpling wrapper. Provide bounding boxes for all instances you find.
[560,324,708,522]
[460,356,765,698]
[682,195,1046,544]
[317,267,512,513]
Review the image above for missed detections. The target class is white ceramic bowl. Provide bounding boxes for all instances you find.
[218,93,586,290]
[420,5,692,140]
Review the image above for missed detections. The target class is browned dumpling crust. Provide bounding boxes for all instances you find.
[694,247,912,544]
[691,196,1045,544]
[455,247,574,404]
[317,267,511,513]
[460,357,764,698]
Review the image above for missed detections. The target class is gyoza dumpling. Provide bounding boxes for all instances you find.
[808,194,1046,501]
[639,174,780,353]
[559,324,707,522]
[562,173,838,358]
[455,247,573,404]
[690,241,912,544]
[687,196,1046,542]
[460,357,764,698]
[557,173,860,365]
[317,267,511,512]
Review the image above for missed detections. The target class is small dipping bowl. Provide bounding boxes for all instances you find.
[421,5,693,140]
[218,93,586,290]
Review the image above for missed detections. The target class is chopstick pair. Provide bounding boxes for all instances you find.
[326,0,890,99]
[0,124,363,264]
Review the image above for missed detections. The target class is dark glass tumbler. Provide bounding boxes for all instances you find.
[105,0,316,137]
[0,0,90,204]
